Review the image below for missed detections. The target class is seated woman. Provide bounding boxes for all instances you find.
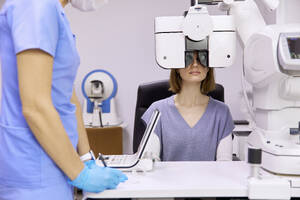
[142,51,234,161]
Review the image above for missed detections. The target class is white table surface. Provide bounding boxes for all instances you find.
[84,161,250,199]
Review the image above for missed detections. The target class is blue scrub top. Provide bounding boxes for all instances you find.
[0,0,80,195]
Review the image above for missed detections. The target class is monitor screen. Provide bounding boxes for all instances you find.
[287,37,300,59]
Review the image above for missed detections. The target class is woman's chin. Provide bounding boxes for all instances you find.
[182,78,203,84]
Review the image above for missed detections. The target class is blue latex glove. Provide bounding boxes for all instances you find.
[108,167,128,183]
[84,160,97,169]
[84,160,128,182]
[69,164,128,193]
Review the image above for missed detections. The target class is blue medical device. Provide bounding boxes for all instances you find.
[81,69,120,127]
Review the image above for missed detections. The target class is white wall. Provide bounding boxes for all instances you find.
[277,0,300,24]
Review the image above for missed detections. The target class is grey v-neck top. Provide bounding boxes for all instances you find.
[142,95,234,161]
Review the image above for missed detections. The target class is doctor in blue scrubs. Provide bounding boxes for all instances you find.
[0,0,127,199]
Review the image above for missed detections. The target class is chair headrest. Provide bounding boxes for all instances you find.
[136,80,224,109]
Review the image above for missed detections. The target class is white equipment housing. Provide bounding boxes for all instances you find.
[155,5,236,69]
[245,24,300,175]
[229,0,300,176]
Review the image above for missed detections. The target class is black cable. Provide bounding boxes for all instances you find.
[98,107,104,127]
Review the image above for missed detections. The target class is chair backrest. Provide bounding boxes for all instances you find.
[133,80,224,153]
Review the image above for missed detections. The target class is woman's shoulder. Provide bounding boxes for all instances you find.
[209,98,234,124]
[210,97,230,113]
[148,95,174,110]
[142,95,174,123]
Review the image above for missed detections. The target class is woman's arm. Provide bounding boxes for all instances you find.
[216,134,233,161]
[17,49,84,180]
[70,90,91,156]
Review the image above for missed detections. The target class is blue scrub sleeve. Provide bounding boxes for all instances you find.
[7,0,59,57]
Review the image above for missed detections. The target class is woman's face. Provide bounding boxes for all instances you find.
[178,52,209,83]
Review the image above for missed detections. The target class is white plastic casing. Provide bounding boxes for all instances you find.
[261,0,279,12]
[155,15,236,69]
[248,177,290,200]
[244,24,300,109]
[83,98,121,126]
[182,6,213,41]
[278,32,300,71]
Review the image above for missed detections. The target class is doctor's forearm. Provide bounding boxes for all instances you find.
[22,102,84,180]
[17,49,84,180]
[71,90,90,156]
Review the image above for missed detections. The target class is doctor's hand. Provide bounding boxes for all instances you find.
[84,160,97,169]
[84,160,128,182]
[69,164,128,193]
[106,167,128,183]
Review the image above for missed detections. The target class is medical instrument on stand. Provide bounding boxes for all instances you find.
[155,0,300,198]
[90,80,105,127]
[82,69,122,127]
[155,0,236,69]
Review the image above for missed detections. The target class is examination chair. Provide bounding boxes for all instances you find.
[133,80,224,153]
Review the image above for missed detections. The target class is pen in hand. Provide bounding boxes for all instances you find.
[98,153,107,167]
[89,150,96,161]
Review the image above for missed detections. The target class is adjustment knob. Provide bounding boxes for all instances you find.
[248,147,262,165]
